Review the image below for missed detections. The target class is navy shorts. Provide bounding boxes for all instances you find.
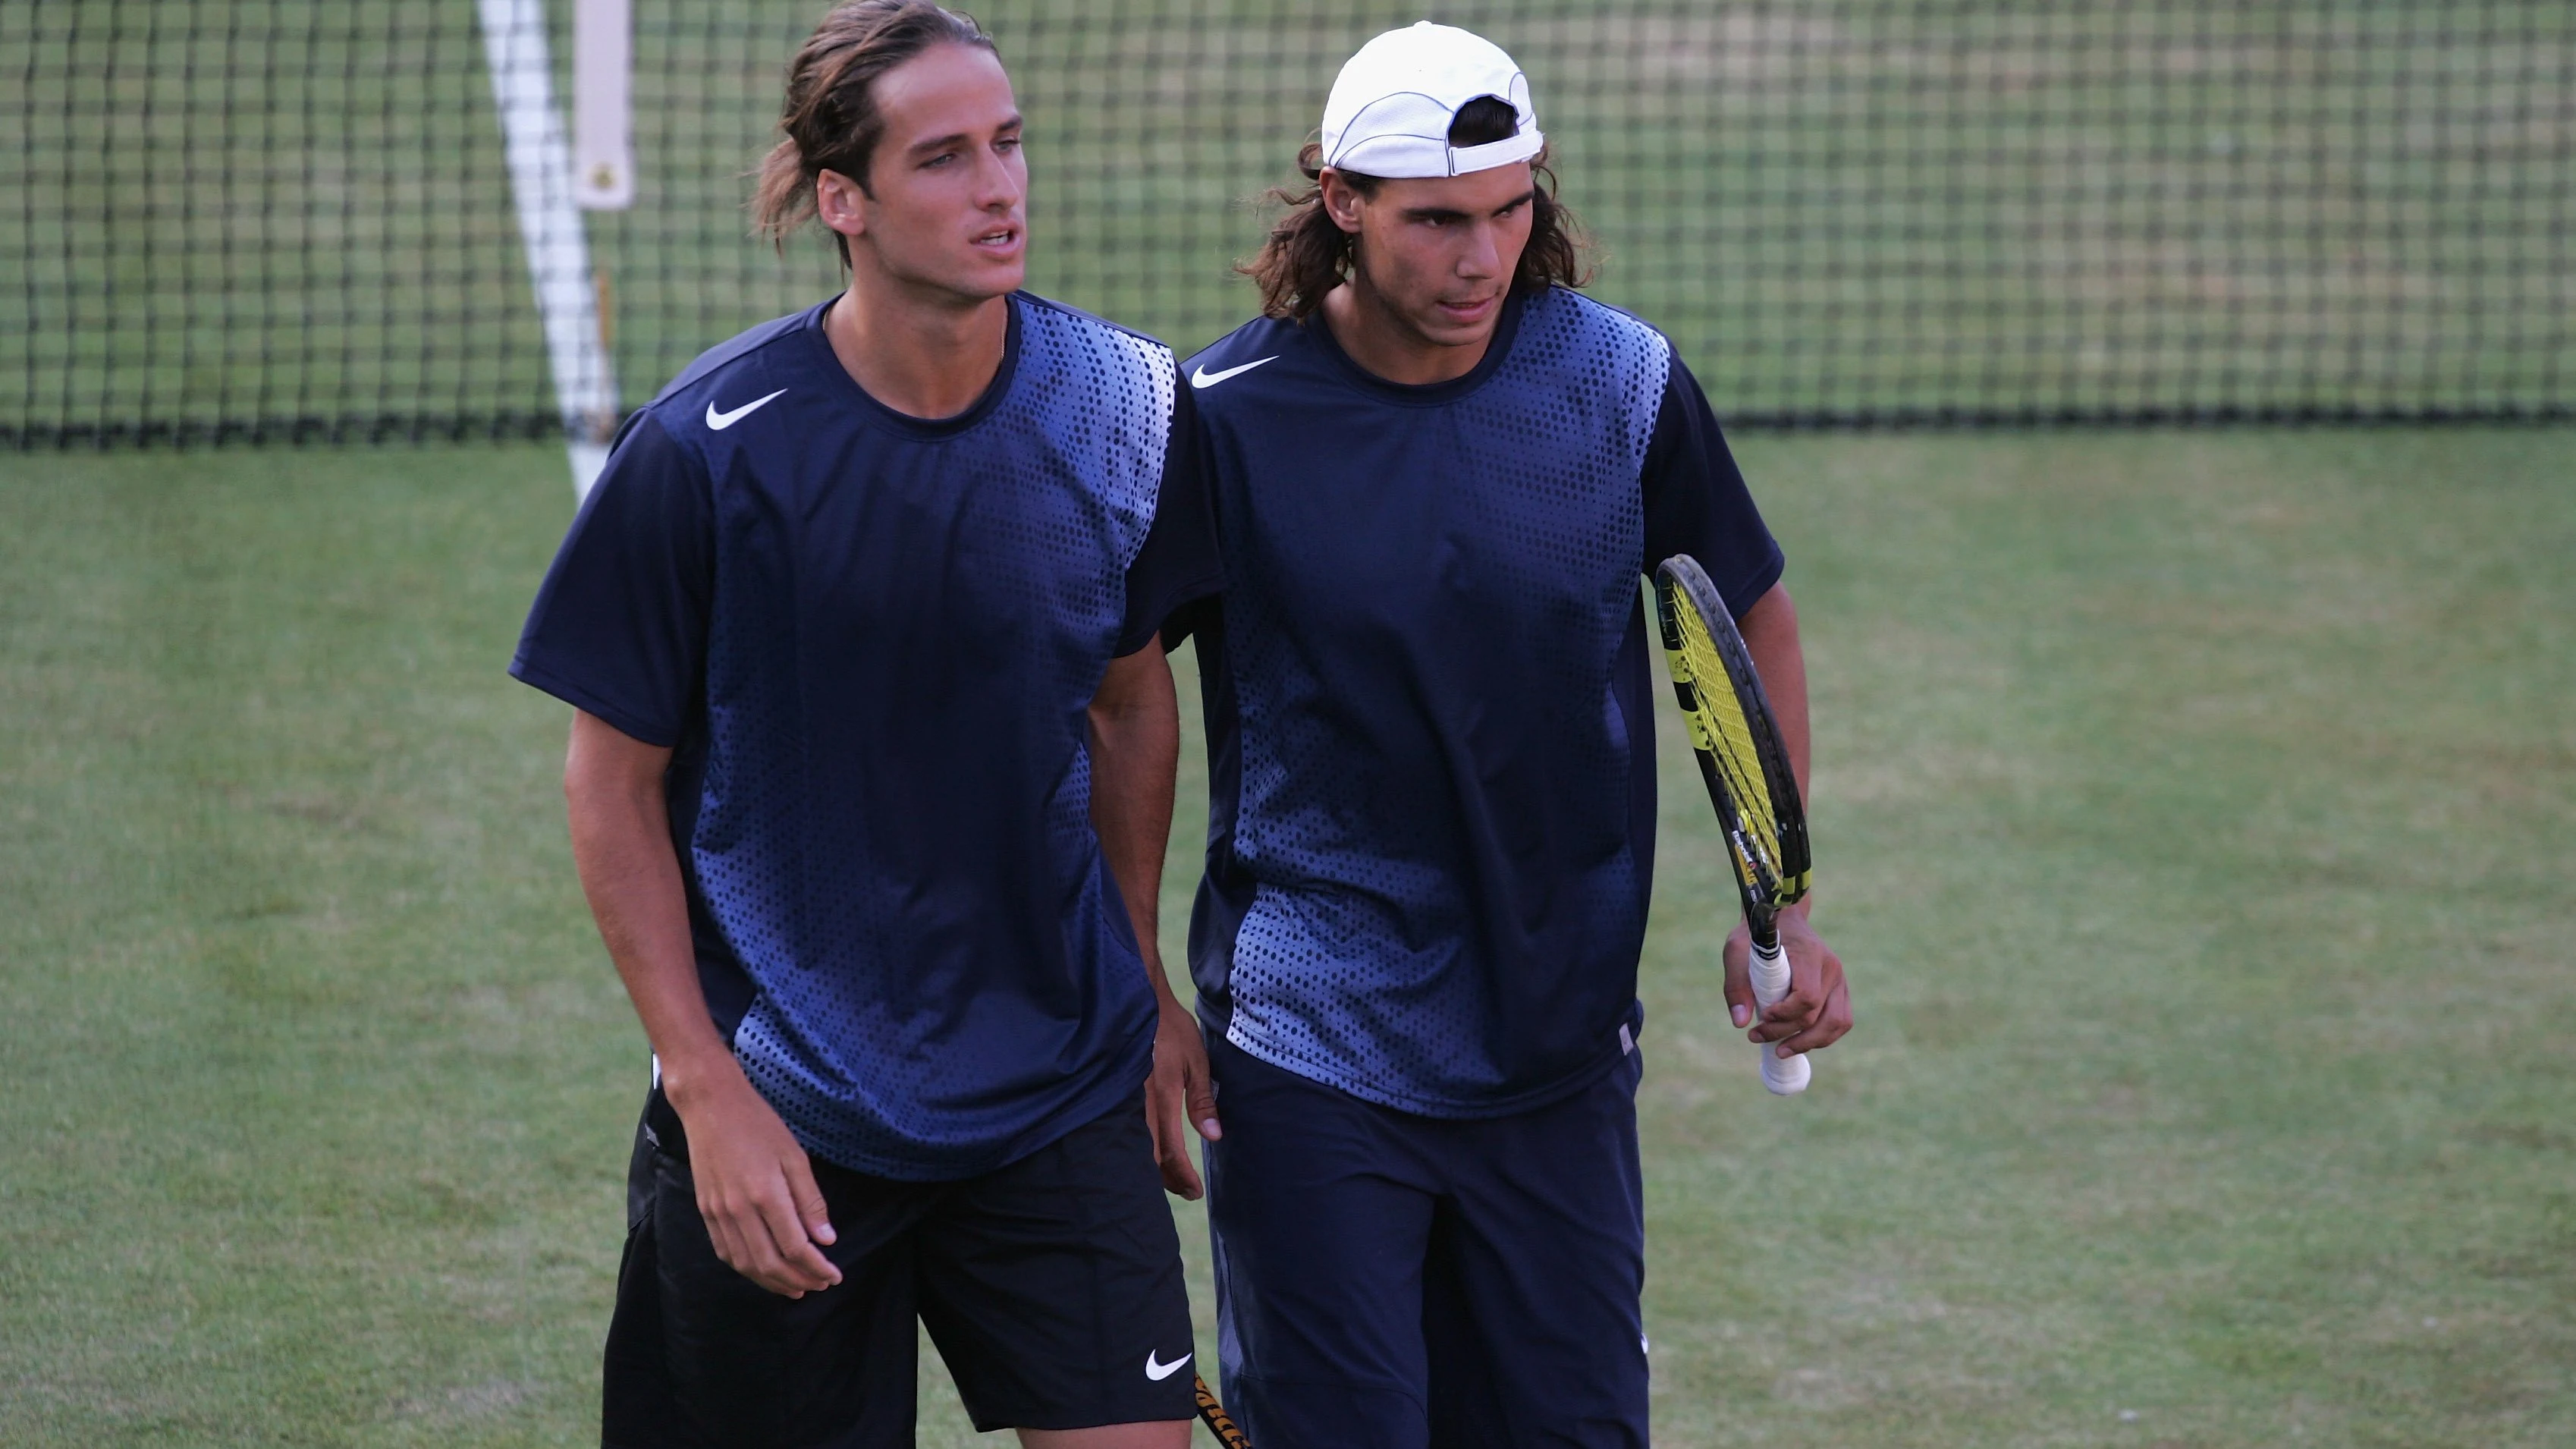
[601,1086,1197,1447]
[1205,1031,1649,1448]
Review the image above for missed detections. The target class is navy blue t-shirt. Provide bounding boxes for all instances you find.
[512,293,1219,1179]
[1179,287,1783,1117]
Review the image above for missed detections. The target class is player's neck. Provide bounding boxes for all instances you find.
[1320,278,1494,387]
[825,269,1010,421]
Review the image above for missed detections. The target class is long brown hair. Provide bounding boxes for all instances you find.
[752,0,996,266]
[1239,97,1593,321]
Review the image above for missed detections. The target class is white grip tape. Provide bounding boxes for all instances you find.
[1749,935,1812,1095]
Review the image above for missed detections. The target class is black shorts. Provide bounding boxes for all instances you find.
[601,1087,1196,1447]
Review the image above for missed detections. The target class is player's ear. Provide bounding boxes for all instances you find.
[815,168,870,241]
[1318,169,1366,236]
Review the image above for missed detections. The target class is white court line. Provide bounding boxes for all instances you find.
[478,0,620,498]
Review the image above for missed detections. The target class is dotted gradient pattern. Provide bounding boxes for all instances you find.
[1220,290,1671,1114]
[702,297,1177,1177]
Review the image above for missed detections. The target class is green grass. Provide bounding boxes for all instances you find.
[2,426,2571,1445]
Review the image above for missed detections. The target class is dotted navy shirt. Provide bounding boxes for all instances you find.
[1179,287,1783,1117]
[512,294,1219,1179]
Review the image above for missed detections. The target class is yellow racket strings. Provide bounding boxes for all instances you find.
[1670,590,1787,897]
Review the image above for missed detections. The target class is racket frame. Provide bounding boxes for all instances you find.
[1653,555,1811,941]
[1654,555,1816,1093]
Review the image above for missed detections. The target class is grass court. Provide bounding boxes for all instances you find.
[2,425,2569,1445]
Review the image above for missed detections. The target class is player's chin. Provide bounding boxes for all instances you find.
[944,265,1025,302]
[1418,297,1503,347]
[919,248,1023,303]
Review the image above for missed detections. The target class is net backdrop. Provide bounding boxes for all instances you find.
[5,1,2571,446]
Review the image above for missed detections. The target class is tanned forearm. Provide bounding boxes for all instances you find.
[1086,636,1222,1196]
[1725,580,1852,1058]
[1737,580,1810,805]
[1739,581,1815,921]
[1085,640,1182,969]
[564,709,841,1295]
[564,710,744,1103]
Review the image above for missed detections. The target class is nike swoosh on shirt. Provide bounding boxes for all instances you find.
[705,388,788,430]
[1145,1349,1192,1381]
[1189,357,1278,389]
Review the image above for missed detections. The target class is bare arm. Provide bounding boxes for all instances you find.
[1725,583,1853,1058]
[1086,640,1220,1199]
[1739,582,1811,803]
[1087,643,1180,960]
[564,710,841,1295]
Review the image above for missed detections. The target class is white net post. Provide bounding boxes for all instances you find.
[572,0,636,211]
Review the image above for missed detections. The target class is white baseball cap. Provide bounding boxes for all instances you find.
[1318,21,1543,180]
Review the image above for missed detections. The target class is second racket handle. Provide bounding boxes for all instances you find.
[1748,935,1813,1095]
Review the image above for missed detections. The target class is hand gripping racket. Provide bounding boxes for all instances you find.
[1195,1375,1252,1447]
[1654,555,1815,1095]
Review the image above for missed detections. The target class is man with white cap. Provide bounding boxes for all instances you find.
[1169,20,1853,1444]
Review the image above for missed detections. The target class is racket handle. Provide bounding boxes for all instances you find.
[1748,934,1812,1096]
[1195,1375,1252,1448]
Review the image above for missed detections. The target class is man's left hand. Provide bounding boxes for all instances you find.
[1145,986,1220,1199]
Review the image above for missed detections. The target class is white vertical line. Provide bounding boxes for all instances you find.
[478,0,620,497]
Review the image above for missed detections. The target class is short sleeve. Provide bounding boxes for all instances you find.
[1641,354,1785,621]
[1116,383,1224,655]
[508,411,714,746]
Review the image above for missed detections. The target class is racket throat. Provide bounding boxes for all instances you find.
[1748,925,1793,1011]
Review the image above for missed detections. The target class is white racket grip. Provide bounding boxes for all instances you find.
[1748,935,1812,1095]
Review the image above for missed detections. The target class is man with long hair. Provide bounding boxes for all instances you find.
[1174,22,1853,1444]
[510,3,1217,1443]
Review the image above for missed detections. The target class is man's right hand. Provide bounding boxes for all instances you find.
[664,1062,843,1298]
[564,711,841,1300]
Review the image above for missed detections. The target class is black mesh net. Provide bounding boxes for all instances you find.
[4,1,2570,446]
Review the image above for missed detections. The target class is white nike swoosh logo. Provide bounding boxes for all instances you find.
[1145,1349,1192,1381]
[1189,357,1278,389]
[705,388,788,430]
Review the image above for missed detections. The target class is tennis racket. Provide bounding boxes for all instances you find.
[1195,1375,1252,1447]
[1654,555,1814,1095]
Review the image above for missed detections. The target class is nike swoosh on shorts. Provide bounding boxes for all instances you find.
[1189,357,1277,389]
[1145,1348,1192,1381]
[705,388,788,430]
